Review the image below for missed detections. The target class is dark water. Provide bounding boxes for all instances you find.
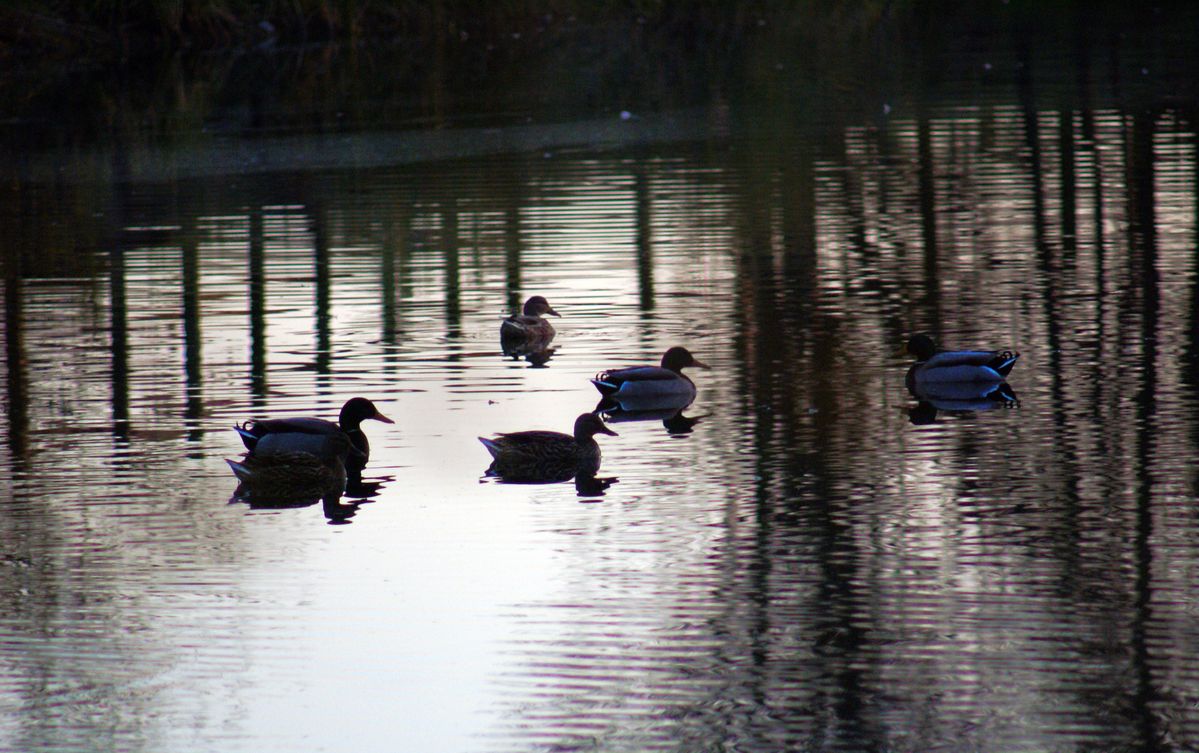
[2,10,1199,753]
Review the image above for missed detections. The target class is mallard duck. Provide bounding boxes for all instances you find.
[235,397,393,476]
[898,334,1019,387]
[479,412,616,482]
[592,346,709,400]
[227,433,352,504]
[501,296,560,343]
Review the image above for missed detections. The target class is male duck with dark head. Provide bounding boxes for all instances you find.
[479,412,617,481]
[897,334,1019,390]
[235,397,393,476]
[592,346,709,399]
[501,295,560,342]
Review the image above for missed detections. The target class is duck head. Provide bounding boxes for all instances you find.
[898,334,938,361]
[339,397,395,430]
[523,296,560,318]
[660,346,709,373]
[574,413,618,440]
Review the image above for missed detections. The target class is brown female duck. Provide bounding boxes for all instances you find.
[479,412,616,482]
[500,296,560,343]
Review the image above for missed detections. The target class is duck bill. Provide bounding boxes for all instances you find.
[890,343,909,358]
[692,359,711,369]
[599,425,618,436]
[372,411,396,425]
[547,307,561,317]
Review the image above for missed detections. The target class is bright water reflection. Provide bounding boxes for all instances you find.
[3,21,1199,753]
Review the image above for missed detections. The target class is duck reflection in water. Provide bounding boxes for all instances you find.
[596,394,704,436]
[226,432,362,522]
[501,296,560,365]
[479,412,618,497]
[907,381,1018,425]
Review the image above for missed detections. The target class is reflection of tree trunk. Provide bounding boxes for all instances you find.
[312,205,332,375]
[1060,108,1077,255]
[109,243,129,439]
[1186,117,1199,429]
[382,215,400,348]
[1128,108,1160,751]
[249,209,267,404]
[444,199,461,338]
[182,215,202,441]
[504,205,522,314]
[4,253,26,463]
[916,110,940,321]
[635,167,654,312]
[109,138,131,441]
[782,146,816,321]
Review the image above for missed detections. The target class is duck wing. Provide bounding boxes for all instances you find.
[250,416,342,435]
[501,315,555,339]
[592,365,679,394]
[253,431,353,461]
[917,349,1020,383]
[491,430,574,455]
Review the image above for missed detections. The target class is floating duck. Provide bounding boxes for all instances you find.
[898,334,1019,388]
[234,397,393,477]
[479,412,616,482]
[592,346,709,402]
[501,296,560,343]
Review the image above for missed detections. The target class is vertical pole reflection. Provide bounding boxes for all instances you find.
[382,217,399,347]
[443,199,461,339]
[181,217,202,442]
[4,257,26,463]
[916,111,939,315]
[634,166,655,312]
[109,245,130,439]
[312,207,332,375]
[781,145,816,322]
[1060,108,1078,255]
[1186,119,1199,408]
[1128,109,1160,750]
[248,209,267,404]
[504,206,522,315]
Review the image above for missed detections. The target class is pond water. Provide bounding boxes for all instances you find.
[3,10,1199,753]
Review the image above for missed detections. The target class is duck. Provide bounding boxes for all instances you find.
[234,397,393,476]
[898,334,1019,388]
[479,412,617,482]
[592,346,709,400]
[500,296,560,343]
[227,432,353,504]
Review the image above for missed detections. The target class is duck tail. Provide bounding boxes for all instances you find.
[226,458,253,483]
[991,382,1018,405]
[995,351,1020,377]
[591,375,618,395]
[234,423,259,450]
[478,437,502,459]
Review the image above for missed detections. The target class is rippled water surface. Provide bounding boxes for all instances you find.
[3,11,1199,753]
